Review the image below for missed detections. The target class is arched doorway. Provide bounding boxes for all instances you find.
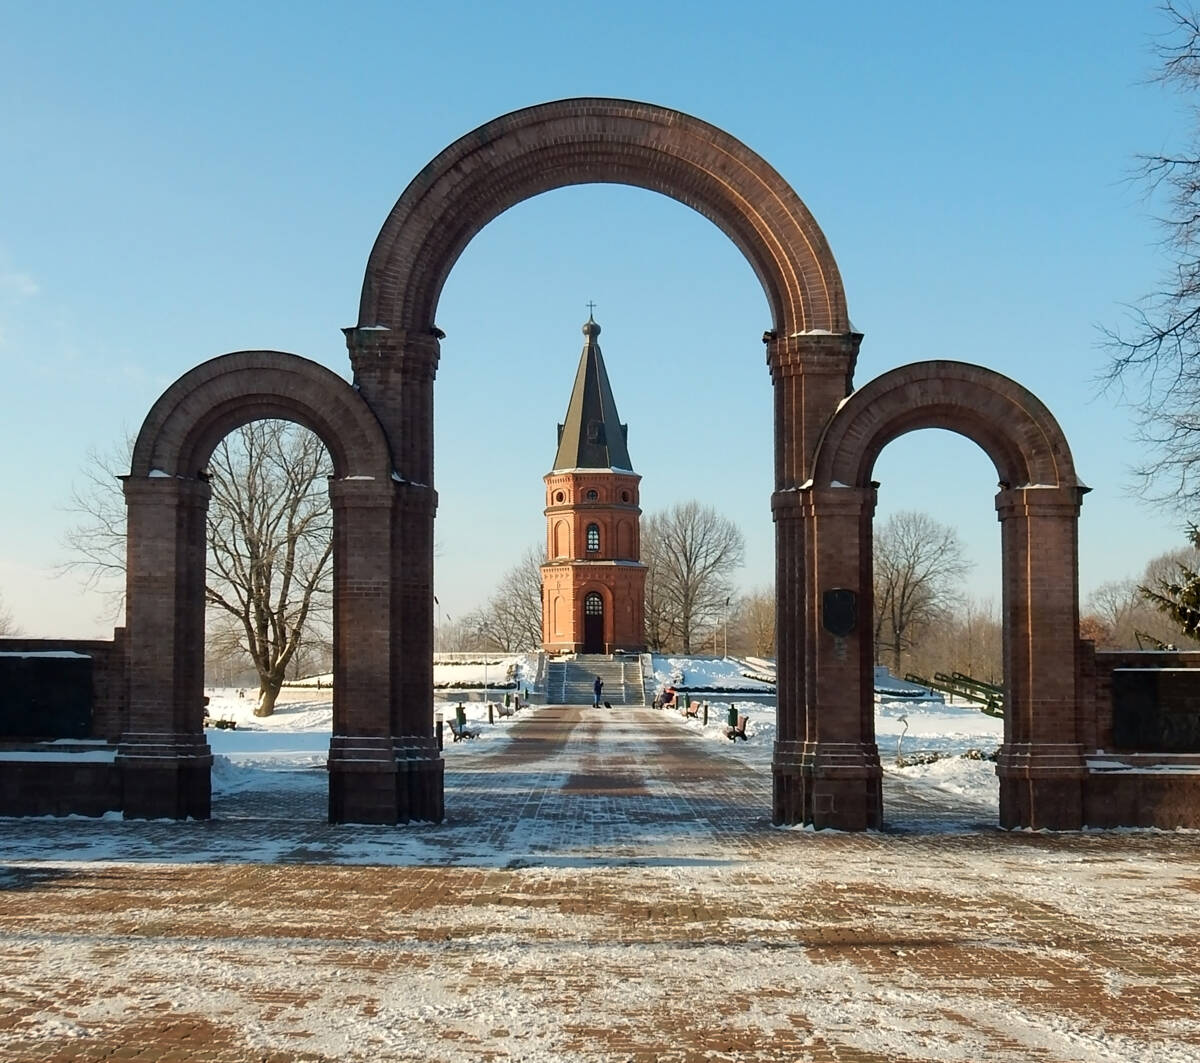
[583,592,605,654]
[118,351,426,824]
[346,97,855,824]
[802,362,1088,829]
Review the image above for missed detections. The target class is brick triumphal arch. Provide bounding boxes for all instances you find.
[121,98,1087,829]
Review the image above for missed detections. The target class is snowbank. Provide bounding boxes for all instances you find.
[649,654,775,693]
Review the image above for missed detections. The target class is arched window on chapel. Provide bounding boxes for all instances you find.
[586,523,600,553]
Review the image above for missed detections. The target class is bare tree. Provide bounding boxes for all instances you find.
[0,593,18,636]
[1079,613,1113,648]
[873,511,971,675]
[63,420,335,716]
[61,432,136,620]
[436,615,487,653]
[468,545,544,651]
[205,422,334,715]
[907,596,1002,686]
[643,502,745,653]
[727,586,775,657]
[1086,578,1145,644]
[643,553,673,652]
[1103,2,1200,507]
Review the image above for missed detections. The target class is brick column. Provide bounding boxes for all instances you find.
[771,489,807,823]
[390,479,443,823]
[795,485,881,829]
[118,476,213,819]
[767,331,865,827]
[327,476,401,823]
[995,485,1087,829]
[345,325,443,823]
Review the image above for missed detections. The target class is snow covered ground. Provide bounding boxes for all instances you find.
[4,676,1199,1062]
[5,659,1199,1062]
[204,684,526,798]
[649,655,1002,808]
[204,655,1003,812]
[649,654,776,692]
[278,653,537,691]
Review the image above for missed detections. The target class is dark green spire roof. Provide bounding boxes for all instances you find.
[552,315,633,472]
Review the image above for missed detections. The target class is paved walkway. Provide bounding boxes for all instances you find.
[1,705,1199,1062]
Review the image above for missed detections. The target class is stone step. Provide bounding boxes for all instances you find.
[552,656,645,705]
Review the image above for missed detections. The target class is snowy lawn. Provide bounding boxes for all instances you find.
[203,685,525,797]
[658,672,1003,809]
[205,655,1004,809]
[649,654,775,692]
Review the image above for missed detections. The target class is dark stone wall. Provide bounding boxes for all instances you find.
[1078,647,1200,827]
[0,758,120,817]
[1089,649,1200,752]
[0,630,126,741]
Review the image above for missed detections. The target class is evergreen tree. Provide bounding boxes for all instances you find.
[1141,524,1200,639]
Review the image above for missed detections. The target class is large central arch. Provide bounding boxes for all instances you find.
[359,98,849,338]
[341,98,865,825]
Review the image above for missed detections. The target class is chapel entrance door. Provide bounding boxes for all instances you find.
[583,592,605,654]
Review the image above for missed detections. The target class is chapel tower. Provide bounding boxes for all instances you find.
[541,315,646,654]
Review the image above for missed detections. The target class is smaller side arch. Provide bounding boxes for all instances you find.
[811,361,1081,490]
[120,350,402,824]
[793,359,1088,831]
[131,351,393,480]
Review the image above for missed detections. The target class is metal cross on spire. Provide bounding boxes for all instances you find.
[586,300,597,317]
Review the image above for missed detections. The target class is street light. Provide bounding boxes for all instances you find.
[723,596,730,659]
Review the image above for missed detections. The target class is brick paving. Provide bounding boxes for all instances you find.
[1,705,1199,1062]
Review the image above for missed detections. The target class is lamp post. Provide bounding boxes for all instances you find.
[723,596,730,659]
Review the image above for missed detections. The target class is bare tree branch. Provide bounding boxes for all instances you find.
[1103,3,1200,509]
[643,501,744,653]
[469,545,544,651]
[0,593,18,637]
[59,432,137,621]
[873,511,971,675]
[61,420,334,715]
[726,586,775,657]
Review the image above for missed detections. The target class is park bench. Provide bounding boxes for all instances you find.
[203,715,237,730]
[683,701,701,719]
[449,718,481,741]
[722,714,749,741]
[494,701,515,720]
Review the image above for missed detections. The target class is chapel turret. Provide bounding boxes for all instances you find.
[541,314,646,654]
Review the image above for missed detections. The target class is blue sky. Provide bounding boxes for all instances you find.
[0,0,1189,636]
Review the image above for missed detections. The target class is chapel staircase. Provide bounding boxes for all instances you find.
[545,656,645,706]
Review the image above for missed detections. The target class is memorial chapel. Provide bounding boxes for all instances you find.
[541,315,647,654]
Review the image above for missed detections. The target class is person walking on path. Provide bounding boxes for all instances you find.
[593,675,603,708]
